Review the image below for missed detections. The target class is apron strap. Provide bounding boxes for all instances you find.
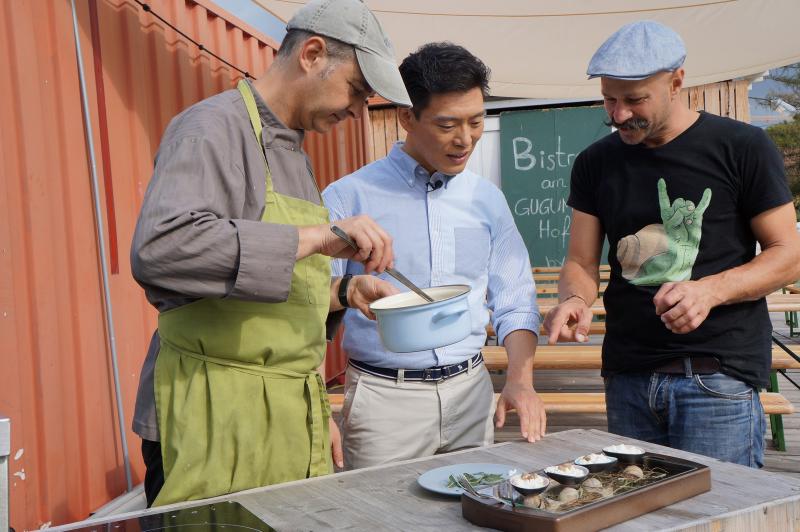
[237,79,274,194]
[306,372,332,477]
[159,335,304,379]
[237,79,325,203]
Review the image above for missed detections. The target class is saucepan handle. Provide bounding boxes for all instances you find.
[432,307,468,323]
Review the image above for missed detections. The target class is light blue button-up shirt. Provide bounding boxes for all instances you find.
[323,142,539,369]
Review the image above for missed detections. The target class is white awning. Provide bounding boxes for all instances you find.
[252,0,800,99]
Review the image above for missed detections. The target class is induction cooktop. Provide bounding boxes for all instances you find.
[70,501,276,531]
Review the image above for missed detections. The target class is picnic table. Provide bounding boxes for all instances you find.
[55,429,800,531]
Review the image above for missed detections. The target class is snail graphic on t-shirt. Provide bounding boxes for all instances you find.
[617,178,712,285]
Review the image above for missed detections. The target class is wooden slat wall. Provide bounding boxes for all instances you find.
[368,80,751,162]
[679,79,750,123]
[368,107,406,162]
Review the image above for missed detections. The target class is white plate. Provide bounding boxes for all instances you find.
[417,463,516,496]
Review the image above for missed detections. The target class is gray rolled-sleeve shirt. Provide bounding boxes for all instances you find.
[131,81,341,441]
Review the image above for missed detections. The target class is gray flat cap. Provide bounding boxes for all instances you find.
[587,20,686,80]
[288,0,411,106]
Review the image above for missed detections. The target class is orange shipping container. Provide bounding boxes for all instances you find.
[0,0,363,529]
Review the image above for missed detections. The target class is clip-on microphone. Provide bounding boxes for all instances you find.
[426,179,444,192]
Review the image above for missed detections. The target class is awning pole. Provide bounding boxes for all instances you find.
[69,0,133,492]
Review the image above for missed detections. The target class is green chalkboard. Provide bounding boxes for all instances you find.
[500,106,610,267]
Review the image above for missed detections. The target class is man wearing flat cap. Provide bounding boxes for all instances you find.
[130,0,408,505]
[544,20,800,466]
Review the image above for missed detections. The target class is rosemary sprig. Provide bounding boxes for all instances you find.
[447,472,506,489]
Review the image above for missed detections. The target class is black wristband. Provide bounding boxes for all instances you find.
[338,274,353,308]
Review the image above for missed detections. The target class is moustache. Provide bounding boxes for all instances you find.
[604,118,650,130]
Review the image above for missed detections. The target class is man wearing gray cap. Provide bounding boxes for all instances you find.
[544,20,800,466]
[130,0,409,506]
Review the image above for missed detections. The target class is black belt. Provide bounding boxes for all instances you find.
[348,353,483,382]
[653,356,721,376]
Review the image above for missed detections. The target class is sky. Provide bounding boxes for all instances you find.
[215,0,287,42]
[215,1,794,129]
[749,77,796,128]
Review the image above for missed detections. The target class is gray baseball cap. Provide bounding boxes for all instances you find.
[287,0,411,107]
[587,20,686,80]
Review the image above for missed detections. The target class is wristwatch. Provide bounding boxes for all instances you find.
[338,274,353,308]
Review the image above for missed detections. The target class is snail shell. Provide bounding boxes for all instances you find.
[522,494,542,509]
[582,477,603,489]
[559,487,580,502]
[623,465,645,479]
[545,498,563,511]
[617,224,668,280]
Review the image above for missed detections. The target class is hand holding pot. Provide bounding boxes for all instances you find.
[347,275,401,320]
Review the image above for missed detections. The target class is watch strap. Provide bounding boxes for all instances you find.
[338,274,353,308]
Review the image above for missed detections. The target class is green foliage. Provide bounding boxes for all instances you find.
[446,472,506,489]
[767,64,800,112]
[767,114,800,149]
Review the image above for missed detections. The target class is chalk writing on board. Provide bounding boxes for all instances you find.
[514,197,569,216]
[500,106,609,267]
[537,214,571,248]
[544,257,565,267]
[512,136,577,171]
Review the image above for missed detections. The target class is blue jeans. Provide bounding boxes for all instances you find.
[605,371,765,468]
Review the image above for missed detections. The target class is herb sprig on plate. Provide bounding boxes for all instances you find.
[447,472,506,489]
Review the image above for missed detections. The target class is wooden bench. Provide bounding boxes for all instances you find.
[482,344,799,450]
[481,344,800,371]
[489,287,799,344]
[327,391,794,415]
[481,284,800,450]
[534,291,800,317]
[784,285,800,295]
[782,285,800,337]
[536,283,608,295]
[534,272,611,283]
[533,266,610,273]
[486,321,607,338]
[328,344,798,449]
[537,298,605,315]
[532,265,611,273]
[485,285,608,337]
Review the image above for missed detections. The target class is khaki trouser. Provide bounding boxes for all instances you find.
[341,360,496,470]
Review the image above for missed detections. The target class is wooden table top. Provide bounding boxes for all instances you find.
[56,429,800,532]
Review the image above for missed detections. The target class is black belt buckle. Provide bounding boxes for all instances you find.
[423,368,440,381]
[442,362,466,380]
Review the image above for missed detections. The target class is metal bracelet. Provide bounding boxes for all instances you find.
[564,293,589,306]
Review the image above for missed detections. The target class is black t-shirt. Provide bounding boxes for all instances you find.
[568,112,791,387]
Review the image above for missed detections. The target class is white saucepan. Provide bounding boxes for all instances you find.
[369,284,471,353]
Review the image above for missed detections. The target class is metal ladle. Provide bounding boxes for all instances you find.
[330,225,435,303]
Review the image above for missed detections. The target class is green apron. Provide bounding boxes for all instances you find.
[152,80,332,506]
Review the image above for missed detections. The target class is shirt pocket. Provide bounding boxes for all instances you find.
[454,227,491,278]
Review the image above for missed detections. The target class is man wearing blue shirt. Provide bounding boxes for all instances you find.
[323,43,545,469]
